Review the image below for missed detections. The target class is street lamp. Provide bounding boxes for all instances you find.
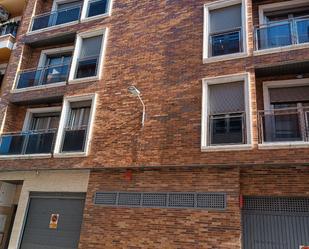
[128,86,146,127]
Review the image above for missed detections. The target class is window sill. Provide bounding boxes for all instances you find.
[80,13,110,23]
[0,154,52,160]
[203,52,248,64]
[26,20,79,35]
[201,144,252,152]
[53,152,88,158]
[258,142,309,150]
[253,42,309,56]
[68,76,99,84]
[11,82,67,93]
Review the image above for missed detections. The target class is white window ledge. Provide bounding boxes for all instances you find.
[11,82,66,93]
[26,21,79,35]
[68,76,99,85]
[253,42,309,56]
[203,52,248,64]
[0,154,52,160]
[258,142,309,150]
[80,13,110,23]
[201,144,253,152]
[53,152,87,158]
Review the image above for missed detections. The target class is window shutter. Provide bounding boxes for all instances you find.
[209,81,245,114]
[209,4,242,33]
[269,86,309,103]
[80,35,103,59]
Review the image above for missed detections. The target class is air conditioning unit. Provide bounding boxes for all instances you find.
[0,6,9,22]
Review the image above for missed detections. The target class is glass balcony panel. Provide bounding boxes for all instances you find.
[41,64,70,85]
[87,0,108,17]
[17,70,42,89]
[210,30,241,57]
[0,134,26,155]
[31,6,81,31]
[75,57,98,79]
[209,114,245,145]
[297,19,309,44]
[260,109,304,143]
[256,23,292,50]
[61,128,87,152]
[25,132,56,154]
[0,22,20,37]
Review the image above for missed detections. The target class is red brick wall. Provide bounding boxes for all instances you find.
[79,167,241,249]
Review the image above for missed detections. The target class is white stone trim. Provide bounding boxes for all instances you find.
[68,28,108,83]
[54,93,97,156]
[201,72,252,151]
[203,0,248,62]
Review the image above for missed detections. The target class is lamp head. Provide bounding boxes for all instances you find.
[128,86,140,96]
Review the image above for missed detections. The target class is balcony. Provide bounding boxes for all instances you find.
[0,20,20,60]
[0,129,57,156]
[16,63,70,90]
[255,16,309,51]
[208,112,246,146]
[31,6,82,32]
[258,107,309,144]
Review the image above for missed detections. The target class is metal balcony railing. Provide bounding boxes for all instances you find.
[0,21,19,38]
[208,112,246,146]
[209,28,242,57]
[61,126,87,153]
[75,55,99,79]
[255,16,309,50]
[258,107,309,144]
[31,5,82,31]
[16,63,70,89]
[0,129,57,156]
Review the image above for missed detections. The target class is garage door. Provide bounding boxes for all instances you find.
[242,196,309,249]
[20,192,85,249]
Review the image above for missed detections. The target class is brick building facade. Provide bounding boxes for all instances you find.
[0,0,307,248]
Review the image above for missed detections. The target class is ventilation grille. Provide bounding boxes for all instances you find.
[94,192,226,210]
[243,196,309,213]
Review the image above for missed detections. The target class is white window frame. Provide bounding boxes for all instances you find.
[259,78,309,149]
[201,73,252,151]
[54,93,97,157]
[203,0,248,63]
[255,0,309,55]
[68,28,108,84]
[80,0,113,22]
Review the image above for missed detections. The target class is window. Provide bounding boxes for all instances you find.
[204,1,247,61]
[202,74,251,150]
[256,0,309,50]
[54,94,97,156]
[81,0,112,20]
[69,30,107,82]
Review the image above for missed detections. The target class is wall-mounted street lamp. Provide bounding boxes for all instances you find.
[128,86,146,127]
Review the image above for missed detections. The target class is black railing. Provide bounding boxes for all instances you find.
[75,56,99,79]
[16,63,70,89]
[0,129,57,156]
[208,112,246,146]
[31,6,82,31]
[61,126,87,153]
[258,107,309,143]
[209,28,242,57]
[255,16,309,50]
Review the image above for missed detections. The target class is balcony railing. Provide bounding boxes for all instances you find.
[255,16,309,50]
[16,63,70,89]
[31,5,82,31]
[209,28,242,57]
[61,126,87,152]
[208,112,246,146]
[0,129,57,156]
[0,21,19,38]
[258,107,309,144]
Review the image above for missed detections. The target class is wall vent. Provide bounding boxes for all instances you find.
[94,192,226,210]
